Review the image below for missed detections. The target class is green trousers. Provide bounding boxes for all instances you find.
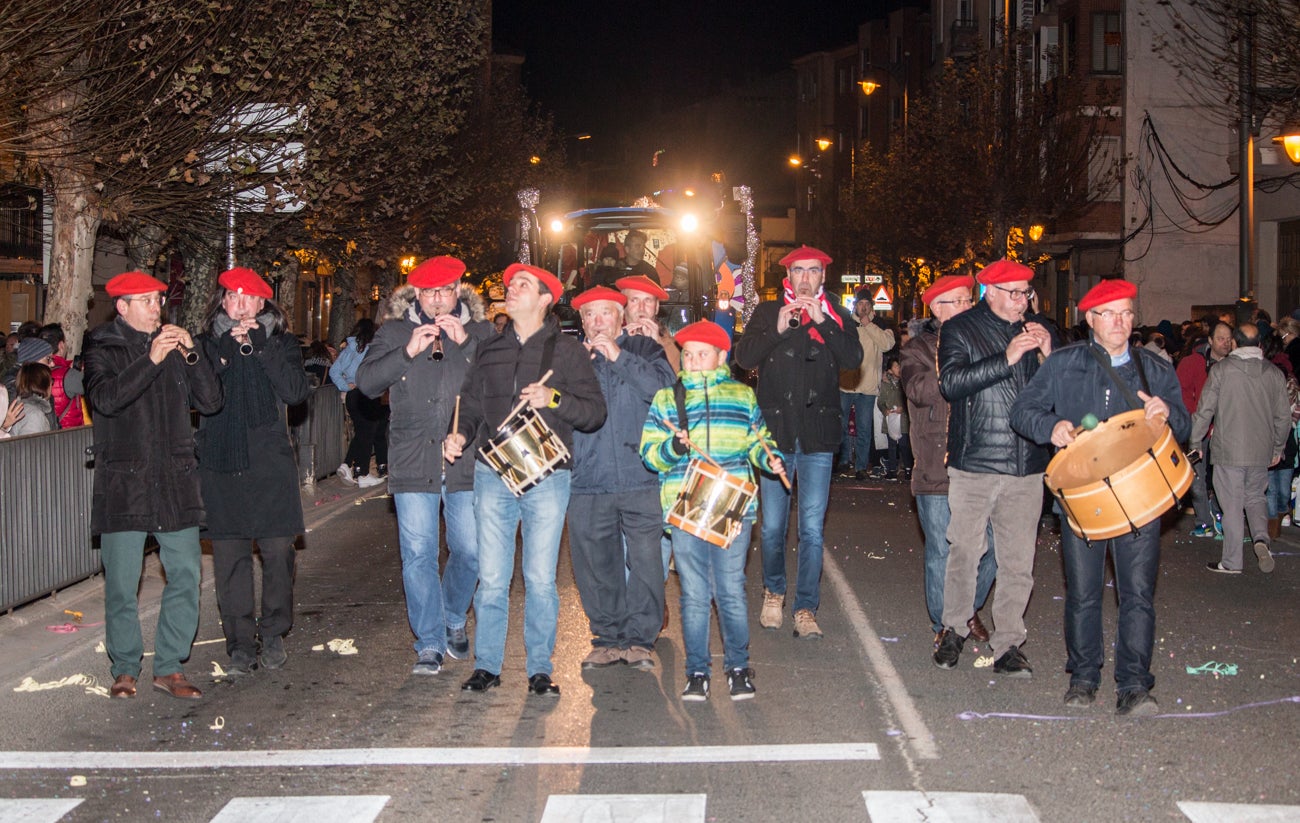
[100,528,201,679]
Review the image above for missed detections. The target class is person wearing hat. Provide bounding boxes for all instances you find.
[194,267,311,678]
[355,255,493,675]
[933,259,1054,679]
[8,335,61,435]
[565,285,675,671]
[444,263,606,696]
[641,321,784,701]
[590,244,623,289]
[735,245,862,640]
[901,275,996,650]
[83,271,222,700]
[617,274,680,373]
[1012,277,1189,716]
[2,335,54,396]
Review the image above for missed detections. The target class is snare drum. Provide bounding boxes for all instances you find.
[1044,409,1193,540]
[666,459,758,548]
[479,406,570,497]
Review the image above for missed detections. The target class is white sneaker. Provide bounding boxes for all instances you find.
[1282,515,1292,527]
[337,464,357,486]
[358,473,385,488]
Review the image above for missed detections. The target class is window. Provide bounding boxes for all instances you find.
[1060,17,1075,75]
[838,67,849,95]
[1091,12,1121,74]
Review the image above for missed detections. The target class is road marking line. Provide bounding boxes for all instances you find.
[0,742,879,770]
[210,795,389,823]
[0,798,83,823]
[541,794,707,822]
[1177,800,1300,822]
[864,790,1041,821]
[825,555,939,760]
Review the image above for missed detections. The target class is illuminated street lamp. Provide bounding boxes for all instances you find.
[859,61,909,143]
[1272,117,1300,165]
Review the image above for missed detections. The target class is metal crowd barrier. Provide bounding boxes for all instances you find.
[1,384,345,612]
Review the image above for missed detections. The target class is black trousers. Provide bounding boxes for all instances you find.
[344,388,389,473]
[212,537,297,660]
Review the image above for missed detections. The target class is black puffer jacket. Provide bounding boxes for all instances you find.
[938,301,1051,476]
[83,316,223,535]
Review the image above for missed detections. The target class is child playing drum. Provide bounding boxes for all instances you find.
[640,321,785,702]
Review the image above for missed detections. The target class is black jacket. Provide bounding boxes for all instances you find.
[734,298,863,453]
[83,317,223,535]
[453,315,606,469]
[938,301,1051,476]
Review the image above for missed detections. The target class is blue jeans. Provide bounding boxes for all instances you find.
[916,494,997,633]
[1266,467,1294,518]
[472,462,570,677]
[674,517,753,675]
[393,489,478,654]
[839,393,874,471]
[760,446,832,614]
[1061,521,1160,694]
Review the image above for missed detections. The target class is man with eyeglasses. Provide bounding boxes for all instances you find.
[901,275,996,652]
[933,259,1054,679]
[735,246,863,640]
[1011,278,1188,716]
[355,256,493,676]
[83,271,222,700]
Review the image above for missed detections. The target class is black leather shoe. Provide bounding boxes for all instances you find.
[1063,683,1097,707]
[461,669,501,692]
[932,628,964,669]
[1116,689,1159,717]
[992,645,1033,678]
[966,613,990,642]
[527,673,560,696]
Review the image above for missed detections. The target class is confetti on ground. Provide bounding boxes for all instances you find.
[209,716,225,731]
[13,674,109,698]
[959,695,1300,721]
[312,638,358,655]
[46,621,103,633]
[867,552,887,560]
[880,637,899,643]
[69,776,86,787]
[63,610,82,622]
[973,655,995,668]
[1186,661,1239,676]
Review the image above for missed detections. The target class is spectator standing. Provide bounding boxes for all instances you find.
[0,383,23,438]
[10,363,58,435]
[329,319,387,487]
[838,297,895,479]
[1177,321,1234,537]
[302,340,334,387]
[38,324,86,428]
[876,351,912,480]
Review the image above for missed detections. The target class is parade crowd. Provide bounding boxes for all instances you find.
[14,247,1294,714]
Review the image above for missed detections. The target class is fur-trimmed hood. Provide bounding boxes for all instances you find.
[383,283,486,324]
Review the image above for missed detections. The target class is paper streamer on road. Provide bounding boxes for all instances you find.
[958,695,1300,721]
[311,638,358,655]
[13,675,109,698]
[1185,661,1239,676]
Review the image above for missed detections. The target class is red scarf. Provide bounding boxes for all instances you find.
[782,278,843,343]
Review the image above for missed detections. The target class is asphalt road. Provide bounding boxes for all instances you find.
[1,473,1297,822]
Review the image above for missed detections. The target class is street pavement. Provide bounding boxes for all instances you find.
[1,471,1298,822]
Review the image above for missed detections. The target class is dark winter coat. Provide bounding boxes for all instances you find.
[734,297,863,454]
[900,319,949,495]
[83,316,223,535]
[571,332,676,494]
[355,285,493,494]
[938,300,1052,477]
[196,320,311,538]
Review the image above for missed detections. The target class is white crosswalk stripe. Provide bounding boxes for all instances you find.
[1177,801,1300,822]
[540,794,708,822]
[0,799,82,823]
[864,791,1042,822]
[208,796,389,823]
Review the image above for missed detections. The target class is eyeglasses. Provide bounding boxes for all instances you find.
[1089,309,1136,323]
[931,297,973,307]
[419,285,459,297]
[990,285,1035,301]
[125,295,167,308]
[789,266,824,276]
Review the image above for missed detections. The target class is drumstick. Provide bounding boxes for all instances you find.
[498,369,555,432]
[666,422,723,468]
[1069,413,1100,439]
[752,426,792,490]
[452,395,460,436]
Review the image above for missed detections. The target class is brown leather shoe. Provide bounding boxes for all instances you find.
[966,613,990,642]
[110,674,137,698]
[152,673,202,700]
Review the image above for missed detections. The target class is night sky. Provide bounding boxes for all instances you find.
[492,0,919,141]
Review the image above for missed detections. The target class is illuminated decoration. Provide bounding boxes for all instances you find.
[738,185,759,323]
[652,149,667,167]
[815,137,832,152]
[1028,224,1044,243]
[516,188,539,265]
[1275,122,1300,164]
[399,256,416,274]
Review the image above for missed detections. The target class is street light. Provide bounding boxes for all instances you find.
[859,59,909,144]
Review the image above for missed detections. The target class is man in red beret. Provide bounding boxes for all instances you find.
[901,275,996,651]
[617,274,680,372]
[356,255,493,674]
[566,286,675,671]
[933,259,1054,679]
[444,262,606,696]
[735,246,862,640]
[1011,278,1189,716]
[83,272,222,700]
[194,267,311,678]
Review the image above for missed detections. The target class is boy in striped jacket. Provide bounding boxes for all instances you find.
[640,321,785,702]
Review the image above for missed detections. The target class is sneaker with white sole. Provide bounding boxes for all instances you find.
[1254,540,1275,573]
[681,672,710,702]
[1206,561,1242,574]
[759,589,784,630]
[337,463,357,486]
[726,667,756,701]
[411,648,443,675]
[445,625,470,659]
[358,473,385,488]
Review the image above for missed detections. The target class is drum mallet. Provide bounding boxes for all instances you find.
[751,426,791,490]
[1070,413,1100,438]
[499,369,554,432]
[666,422,723,469]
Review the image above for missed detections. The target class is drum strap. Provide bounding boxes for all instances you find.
[672,380,690,456]
[1087,344,1150,411]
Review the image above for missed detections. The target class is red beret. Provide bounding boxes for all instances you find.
[1078,278,1138,312]
[408,256,465,289]
[571,285,627,309]
[615,274,670,301]
[976,259,1034,285]
[922,274,976,306]
[503,262,562,301]
[218,267,273,299]
[106,271,167,298]
[674,320,731,352]
[779,246,833,268]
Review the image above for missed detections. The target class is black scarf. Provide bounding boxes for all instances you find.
[200,314,280,473]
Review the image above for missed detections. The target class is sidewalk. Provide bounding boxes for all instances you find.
[0,473,386,687]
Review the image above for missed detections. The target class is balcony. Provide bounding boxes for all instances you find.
[949,18,978,59]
